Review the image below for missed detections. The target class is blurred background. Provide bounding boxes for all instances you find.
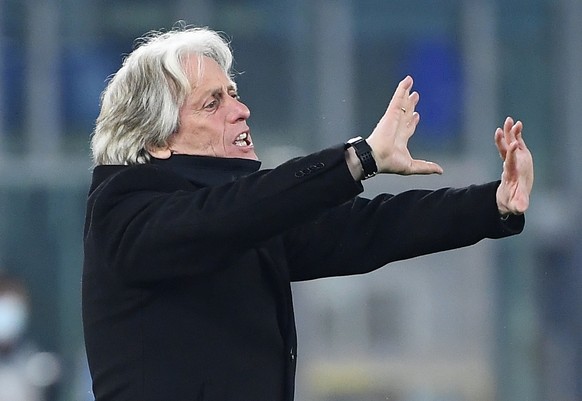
[0,0,580,400]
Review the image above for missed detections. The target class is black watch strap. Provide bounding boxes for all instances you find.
[345,137,378,179]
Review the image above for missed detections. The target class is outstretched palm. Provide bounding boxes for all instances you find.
[367,76,443,175]
[495,117,534,215]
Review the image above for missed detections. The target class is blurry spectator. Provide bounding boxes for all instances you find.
[0,273,61,401]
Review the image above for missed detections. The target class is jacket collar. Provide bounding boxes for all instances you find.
[150,154,261,187]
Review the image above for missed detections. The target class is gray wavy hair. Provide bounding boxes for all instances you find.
[91,26,234,165]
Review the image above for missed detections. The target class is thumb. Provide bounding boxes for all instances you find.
[407,159,444,175]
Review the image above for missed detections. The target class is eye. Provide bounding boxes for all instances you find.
[204,99,219,110]
[230,92,240,100]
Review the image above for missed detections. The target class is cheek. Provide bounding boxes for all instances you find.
[199,116,227,142]
[176,112,227,148]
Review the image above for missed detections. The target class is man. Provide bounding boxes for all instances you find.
[82,27,533,401]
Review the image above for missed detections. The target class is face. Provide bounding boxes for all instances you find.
[159,56,257,160]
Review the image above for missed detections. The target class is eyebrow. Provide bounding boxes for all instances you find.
[190,82,238,109]
[205,82,238,98]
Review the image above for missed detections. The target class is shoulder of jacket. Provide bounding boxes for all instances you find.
[90,164,191,197]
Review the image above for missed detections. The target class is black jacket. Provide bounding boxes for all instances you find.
[82,145,524,401]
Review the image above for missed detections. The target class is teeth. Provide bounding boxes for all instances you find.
[234,132,250,146]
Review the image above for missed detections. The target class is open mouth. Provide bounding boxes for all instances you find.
[233,132,252,147]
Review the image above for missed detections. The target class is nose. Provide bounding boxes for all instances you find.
[229,96,251,122]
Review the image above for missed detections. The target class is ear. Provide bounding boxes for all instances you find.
[146,144,172,160]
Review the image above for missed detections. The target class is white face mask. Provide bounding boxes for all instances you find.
[0,295,28,344]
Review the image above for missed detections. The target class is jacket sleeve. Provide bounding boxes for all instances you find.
[84,145,363,283]
[283,181,525,281]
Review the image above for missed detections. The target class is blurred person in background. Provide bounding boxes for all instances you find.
[82,26,533,401]
[0,273,60,401]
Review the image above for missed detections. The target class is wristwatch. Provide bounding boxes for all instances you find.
[345,136,378,179]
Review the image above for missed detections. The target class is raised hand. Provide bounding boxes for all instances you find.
[495,117,534,215]
[366,76,443,175]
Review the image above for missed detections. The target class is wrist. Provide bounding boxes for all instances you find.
[345,146,364,181]
[345,137,378,179]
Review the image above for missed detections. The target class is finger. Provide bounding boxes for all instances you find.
[503,140,520,179]
[400,98,420,125]
[409,159,444,175]
[512,120,525,147]
[398,112,421,143]
[407,91,420,115]
[397,92,420,134]
[403,76,413,98]
[515,125,524,143]
[407,112,421,134]
[504,116,514,128]
[495,128,507,159]
[504,116,516,144]
[384,76,414,120]
[412,111,420,126]
[393,76,413,101]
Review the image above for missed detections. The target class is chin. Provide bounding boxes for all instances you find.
[230,147,258,160]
